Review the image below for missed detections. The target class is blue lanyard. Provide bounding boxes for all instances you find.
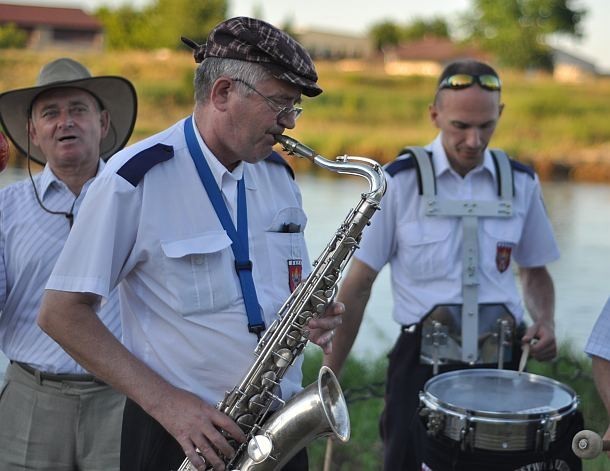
[183,117,265,337]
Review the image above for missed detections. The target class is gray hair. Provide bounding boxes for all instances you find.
[194,57,272,103]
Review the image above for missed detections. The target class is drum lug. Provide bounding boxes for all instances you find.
[460,421,475,451]
[535,418,552,451]
[419,407,444,436]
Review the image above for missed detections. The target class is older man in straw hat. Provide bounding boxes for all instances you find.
[0,57,137,470]
[38,17,343,471]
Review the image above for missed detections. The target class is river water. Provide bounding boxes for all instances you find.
[1,169,609,377]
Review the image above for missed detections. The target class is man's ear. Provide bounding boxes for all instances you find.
[499,102,505,118]
[28,118,40,146]
[210,77,233,111]
[100,109,110,139]
[429,103,440,129]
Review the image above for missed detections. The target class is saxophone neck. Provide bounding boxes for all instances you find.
[274,134,387,204]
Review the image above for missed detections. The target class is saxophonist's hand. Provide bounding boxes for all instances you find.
[307,301,344,354]
[153,387,246,471]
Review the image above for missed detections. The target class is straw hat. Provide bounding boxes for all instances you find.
[0,58,137,165]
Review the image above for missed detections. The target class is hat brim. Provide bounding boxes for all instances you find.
[272,69,322,98]
[0,76,137,165]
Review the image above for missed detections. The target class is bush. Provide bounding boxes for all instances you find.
[0,24,27,49]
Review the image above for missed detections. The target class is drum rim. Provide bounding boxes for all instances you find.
[420,368,578,420]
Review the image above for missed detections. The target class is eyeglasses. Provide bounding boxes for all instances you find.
[438,74,502,92]
[232,78,303,121]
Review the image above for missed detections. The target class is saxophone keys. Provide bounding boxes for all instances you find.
[247,434,273,464]
[247,394,266,414]
[236,413,256,430]
[273,348,293,368]
[261,371,278,388]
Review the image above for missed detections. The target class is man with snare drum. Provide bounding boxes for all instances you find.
[325,59,583,470]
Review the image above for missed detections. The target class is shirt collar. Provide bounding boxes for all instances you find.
[38,159,105,200]
[429,133,497,180]
[189,115,256,190]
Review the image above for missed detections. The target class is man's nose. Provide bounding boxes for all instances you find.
[277,112,297,130]
[465,128,482,148]
[58,109,74,128]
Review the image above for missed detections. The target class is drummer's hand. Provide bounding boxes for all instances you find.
[307,301,344,354]
[522,322,556,361]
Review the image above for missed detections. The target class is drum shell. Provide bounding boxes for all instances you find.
[419,369,579,452]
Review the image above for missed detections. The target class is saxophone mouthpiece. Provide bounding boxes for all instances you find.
[274,134,317,160]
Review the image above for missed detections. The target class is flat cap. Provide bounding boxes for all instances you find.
[182,16,322,97]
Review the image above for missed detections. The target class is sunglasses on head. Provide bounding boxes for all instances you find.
[438,74,502,91]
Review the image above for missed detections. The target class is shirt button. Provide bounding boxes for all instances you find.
[193,255,205,265]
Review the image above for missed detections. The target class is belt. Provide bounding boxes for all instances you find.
[11,361,105,384]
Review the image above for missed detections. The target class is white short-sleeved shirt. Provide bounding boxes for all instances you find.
[47,116,311,404]
[356,134,560,326]
[585,297,610,360]
[0,162,120,374]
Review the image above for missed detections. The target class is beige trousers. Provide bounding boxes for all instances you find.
[0,361,124,470]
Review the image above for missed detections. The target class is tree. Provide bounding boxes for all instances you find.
[369,20,403,51]
[370,17,450,51]
[403,17,450,41]
[461,0,586,70]
[0,23,27,48]
[96,0,226,50]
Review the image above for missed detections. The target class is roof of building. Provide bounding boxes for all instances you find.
[0,3,101,30]
[384,36,488,62]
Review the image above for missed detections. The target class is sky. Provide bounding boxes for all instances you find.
[18,0,610,72]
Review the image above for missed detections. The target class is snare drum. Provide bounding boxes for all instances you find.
[419,369,579,453]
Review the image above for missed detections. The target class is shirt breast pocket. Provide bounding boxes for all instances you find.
[160,231,238,316]
[264,207,309,297]
[396,219,453,281]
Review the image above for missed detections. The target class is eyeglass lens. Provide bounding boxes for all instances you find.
[233,78,303,120]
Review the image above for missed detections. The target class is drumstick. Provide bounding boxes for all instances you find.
[518,343,530,373]
[518,338,538,373]
[572,429,610,459]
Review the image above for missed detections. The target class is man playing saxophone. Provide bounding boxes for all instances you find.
[37,17,343,471]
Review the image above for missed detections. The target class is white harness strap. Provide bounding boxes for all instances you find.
[405,147,513,363]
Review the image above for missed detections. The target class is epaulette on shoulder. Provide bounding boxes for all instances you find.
[117,143,174,186]
[265,151,295,179]
[385,156,417,177]
[510,159,535,180]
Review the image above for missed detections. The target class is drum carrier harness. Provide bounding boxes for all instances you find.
[399,147,515,371]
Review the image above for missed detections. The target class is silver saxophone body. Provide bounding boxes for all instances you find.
[178,135,386,470]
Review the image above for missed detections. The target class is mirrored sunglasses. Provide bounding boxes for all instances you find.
[438,74,502,92]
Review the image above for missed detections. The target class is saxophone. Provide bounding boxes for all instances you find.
[177,135,387,470]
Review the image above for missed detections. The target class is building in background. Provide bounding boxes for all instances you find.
[551,48,598,82]
[0,3,103,51]
[295,28,374,60]
[381,37,490,76]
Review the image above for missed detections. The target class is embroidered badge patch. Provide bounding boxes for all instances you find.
[496,243,512,273]
[287,259,303,292]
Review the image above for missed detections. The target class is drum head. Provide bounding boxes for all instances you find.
[423,369,577,419]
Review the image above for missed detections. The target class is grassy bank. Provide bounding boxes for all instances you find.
[303,346,608,470]
[1,49,610,180]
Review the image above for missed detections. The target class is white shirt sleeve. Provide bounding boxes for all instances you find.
[355,171,398,273]
[46,170,140,297]
[585,297,610,360]
[512,175,560,267]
